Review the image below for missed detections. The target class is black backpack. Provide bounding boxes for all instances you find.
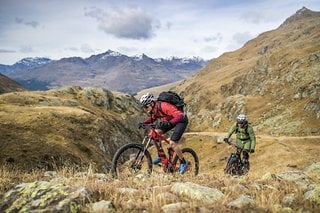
[157,91,185,113]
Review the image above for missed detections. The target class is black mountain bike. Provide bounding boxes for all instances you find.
[224,139,250,176]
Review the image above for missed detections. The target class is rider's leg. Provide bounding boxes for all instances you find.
[170,117,188,160]
[243,142,251,162]
[169,140,185,162]
[170,117,188,173]
[243,150,249,162]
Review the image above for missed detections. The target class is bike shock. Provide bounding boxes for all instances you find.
[167,147,174,160]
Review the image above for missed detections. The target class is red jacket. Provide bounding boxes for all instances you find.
[143,101,184,125]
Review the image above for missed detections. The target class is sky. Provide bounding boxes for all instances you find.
[0,0,319,65]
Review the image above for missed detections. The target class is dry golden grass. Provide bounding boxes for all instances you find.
[1,166,315,212]
[1,133,319,212]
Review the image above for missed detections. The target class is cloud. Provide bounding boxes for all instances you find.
[20,46,33,53]
[80,44,94,53]
[204,33,223,42]
[240,11,270,24]
[0,49,16,53]
[15,17,39,28]
[85,7,156,40]
[232,32,253,45]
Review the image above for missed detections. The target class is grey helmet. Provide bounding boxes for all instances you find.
[236,114,247,124]
[139,93,155,107]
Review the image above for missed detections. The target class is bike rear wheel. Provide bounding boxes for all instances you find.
[111,143,153,179]
[173,147,199,176]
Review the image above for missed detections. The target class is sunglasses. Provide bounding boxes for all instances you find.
[144,104,151,108]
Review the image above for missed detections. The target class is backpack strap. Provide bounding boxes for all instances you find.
[235,123,249,135]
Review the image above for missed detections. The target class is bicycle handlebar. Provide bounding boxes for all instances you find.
[139,123,157,129]
[224,138,237,147]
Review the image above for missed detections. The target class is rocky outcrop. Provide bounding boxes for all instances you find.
[0,180,90,212]
[0,86,143,171]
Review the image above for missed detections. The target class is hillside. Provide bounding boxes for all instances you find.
[0,86,143,171]
[176,7,320,136]
[0,73,25,94]
[3,52,207,94]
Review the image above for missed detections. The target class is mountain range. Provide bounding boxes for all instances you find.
[0,52,208,94]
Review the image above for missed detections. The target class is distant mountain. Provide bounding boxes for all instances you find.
[0,73,25,94]
[1,51,208,94]
[175,7,320,136]
[0,57,51,75]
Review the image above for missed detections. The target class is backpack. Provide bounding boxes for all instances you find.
[157,91,185,113]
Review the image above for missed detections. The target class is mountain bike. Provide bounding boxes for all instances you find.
[224,139,250,176]
[111,124,199,179]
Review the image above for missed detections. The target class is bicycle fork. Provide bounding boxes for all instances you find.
[132,137,152,168]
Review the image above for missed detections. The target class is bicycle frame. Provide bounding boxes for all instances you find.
[140,125,178,173]
[225,141,249,175]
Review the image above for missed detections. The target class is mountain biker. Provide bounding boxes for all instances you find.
[223,114,256,167]
[138,93,189,174]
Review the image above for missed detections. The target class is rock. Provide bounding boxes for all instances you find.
[304,162,320,180]
[117,187,139,194]
[171,182,224,203]
[0,181,90,212]
[156,192,178,203]
[44,171,57,178]
[282,193,296,206]
[227,194,254,209]
[91,200,116,213]
[304,184,320,205]
[277,171,311,189]
[161,202,188,213]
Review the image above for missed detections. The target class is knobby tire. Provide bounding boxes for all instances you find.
[111,143,153,179]
[173,147,199,176]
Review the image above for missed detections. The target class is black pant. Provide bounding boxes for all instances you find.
[237,148,249,161]
[161,115,188,142]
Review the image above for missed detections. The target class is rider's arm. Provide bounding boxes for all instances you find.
[248,126,256,149]
[143,114,157,124]
[226,123,237,139]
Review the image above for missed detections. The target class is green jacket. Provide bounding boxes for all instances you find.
[226,123,256,150]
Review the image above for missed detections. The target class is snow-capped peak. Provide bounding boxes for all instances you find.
[15,57,51,67]
[100,50,123,59]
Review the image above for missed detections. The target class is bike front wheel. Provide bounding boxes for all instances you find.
[111,143,153,179]
[224,153,242,176]
[173,147,199,176]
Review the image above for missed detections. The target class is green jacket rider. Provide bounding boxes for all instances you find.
[224,114,256,161]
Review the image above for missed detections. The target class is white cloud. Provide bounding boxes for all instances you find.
[85,7,157,40]
[20,46,33,53]
[80,44,94,53]
[15,17,40,28]
[0,0,319,64]
[232,32,253,45]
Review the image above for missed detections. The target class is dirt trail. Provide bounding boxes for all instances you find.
[182,131,320,176]
[185,131,320,139]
